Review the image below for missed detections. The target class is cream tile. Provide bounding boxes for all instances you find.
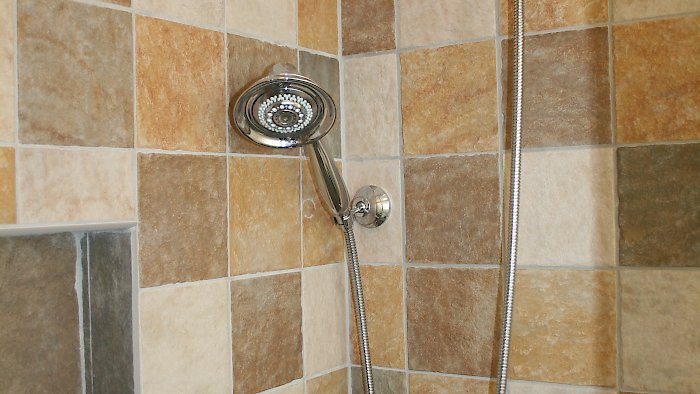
[0,148,15,224]
[139,281,231,393]
[17,148,135,223]
[0,0,14,142]
[134,0,224,26]
[509,381,616,393]
[227,0,296,45]
[613,0,700,21]
[343,54,401,159]
[345,160,403,264]
[302,264,347,375]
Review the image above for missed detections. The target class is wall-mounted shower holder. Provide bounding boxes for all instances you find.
[351,185,391,228]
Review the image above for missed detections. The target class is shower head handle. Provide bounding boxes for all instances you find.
[304,140,350,224]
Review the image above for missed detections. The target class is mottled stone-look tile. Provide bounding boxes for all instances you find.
[232,273,303,393]
[407,268,500,376]
[230,157,301,274]
[263,382,305,394]
[299,51,341,159]
[303,264,347,375]
[299,0,338,54]
[0,0,14,142]
[350,265,405,368]
[614,0,700,21]
[399,0,495,47]
[401,42,498,155]
[140,282,231,393]
[104,0,130,5]
[618,144,700,267]
[18,0,133,147]
[405,155,500,264]
[343,54,401,159]
[227,34,299,155]
[351,368,407,394]
[516,148,616,267]
[135,0,223,26]
[510,269,616,387]
[345,160,403,264]
[621,270,700,393]
[307,369,347,394]
[227,0,296,45]
[302,161,344,267]
[0,233,81,392]
[18,148,135,223]
[500,0,608,33]
[509,382,616,394]
[614,17,700,143]
[409,373,494,393]
[0,147,15,223]
[503,28,612,148]
[136,17,225,152]
[342,0,395,55]
[138,154,228,287]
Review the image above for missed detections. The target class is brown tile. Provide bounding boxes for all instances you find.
[407,267,500,376]
[341,0,395,55]
[227,34,299,155]
[307,369,348,394]
[230,157,301,275]
[351,367,407,394]
[0,147,15,223]
[503,28,612,148]
[401,42,498,155]
[299,0,338,54]
[510,269,617,387]
[405,155,500,264]
[232,273,303,393]
[618,144,700,267]
[0,0,14,142]
[302,160,344,267]
[135,0,223,26]
[136,17,225,152]
[138,153,228,287]
[500,0,608,33]
[350,266,405,369]
[0,233,82,392]
[614,0,700,21]
[227,0,296,45]
[17,0,133,147]
[409,373,494,393]
[614,16,700,143]
[621,270,700,393]
[104,0,130,5]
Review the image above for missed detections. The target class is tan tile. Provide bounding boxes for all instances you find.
[409,373,494,393]
[407,267,500,376]
[299,52,341,159]
[307,369,347,394]
[299,0,338,55]
[351,368,406,393]
[0,148,15,223]
[509,382,616,393]
[398,0,495,48]
[302,264,347,375]
[135,17,225,152]
[0,0,14,142]
[511,269,616,387]
[302,160,344,267]
[500,0,608,33]
[227,0,296,45]
[17,0,133,147]
[135,0,223,26]
[17,148,135,223]
[138,154,228,287]
[614,16,700,143]
[263,382,304,394]
[613,0,700,21]
[516,148,616,267]
[232,273,303,393]
[401,42,498,155]
[621,270,700,393]
[405,155,500,264]
[350,265,405,368]
[345,160,403,264]
[341,0,395,55]
[140,282,231,393]
[343,54,401,159]
[104,0,130,5]
[230,157,301,275]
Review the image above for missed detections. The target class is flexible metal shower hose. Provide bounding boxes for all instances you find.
[496,0,525,392]
[341,218,375,394]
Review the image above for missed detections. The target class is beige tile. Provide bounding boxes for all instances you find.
[343,54,401,159]
[510,269,617,387]
[299,52,341,159]
[621,270,700,393]
[345,160,403,264]
[139,281,231,393]
[104,0,130,5]
[401,41,498,155]
[399,0,495,47]
[516,148,616,267]
[341,0,395,55]
[0,148,15,224]
[500,0,608,33]
[262,382,304,394]
[230,157,301,275]
[613,0,700,21]
[135,0,223,26]
[298,0,338,55]
[307,369,347,394]
[508,381,615,394]
[227,0,296,45]
[17,148,135,223]
[0,0,14,142]
[409,373,494,393]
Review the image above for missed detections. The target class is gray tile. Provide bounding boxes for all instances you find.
[351,367,407,394]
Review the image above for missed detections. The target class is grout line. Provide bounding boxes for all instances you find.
[139,276,231,292]
[407,263,502,269]
[75,233,88,394]
[231,268,304,281]
[225,26,298,49]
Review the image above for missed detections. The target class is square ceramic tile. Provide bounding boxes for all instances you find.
[17,0,133,147]
[140,282,232,393]
[613,0,700,21]
[351,368,406,394]
[409,373,494,393]
[298,0,338,55]
[307,369,347,394]
[500,0,608,33]
[135,0,224,26]
[341,0,395,55]
[0,0,14,142]
[227,0,296,45]
[0,147,15,223]
[509,382,616,394]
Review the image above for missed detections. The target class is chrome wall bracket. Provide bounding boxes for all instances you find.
[351,185,391,228]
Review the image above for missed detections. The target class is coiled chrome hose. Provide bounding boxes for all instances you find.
[496,0,525,392]
[341,217,375,394]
